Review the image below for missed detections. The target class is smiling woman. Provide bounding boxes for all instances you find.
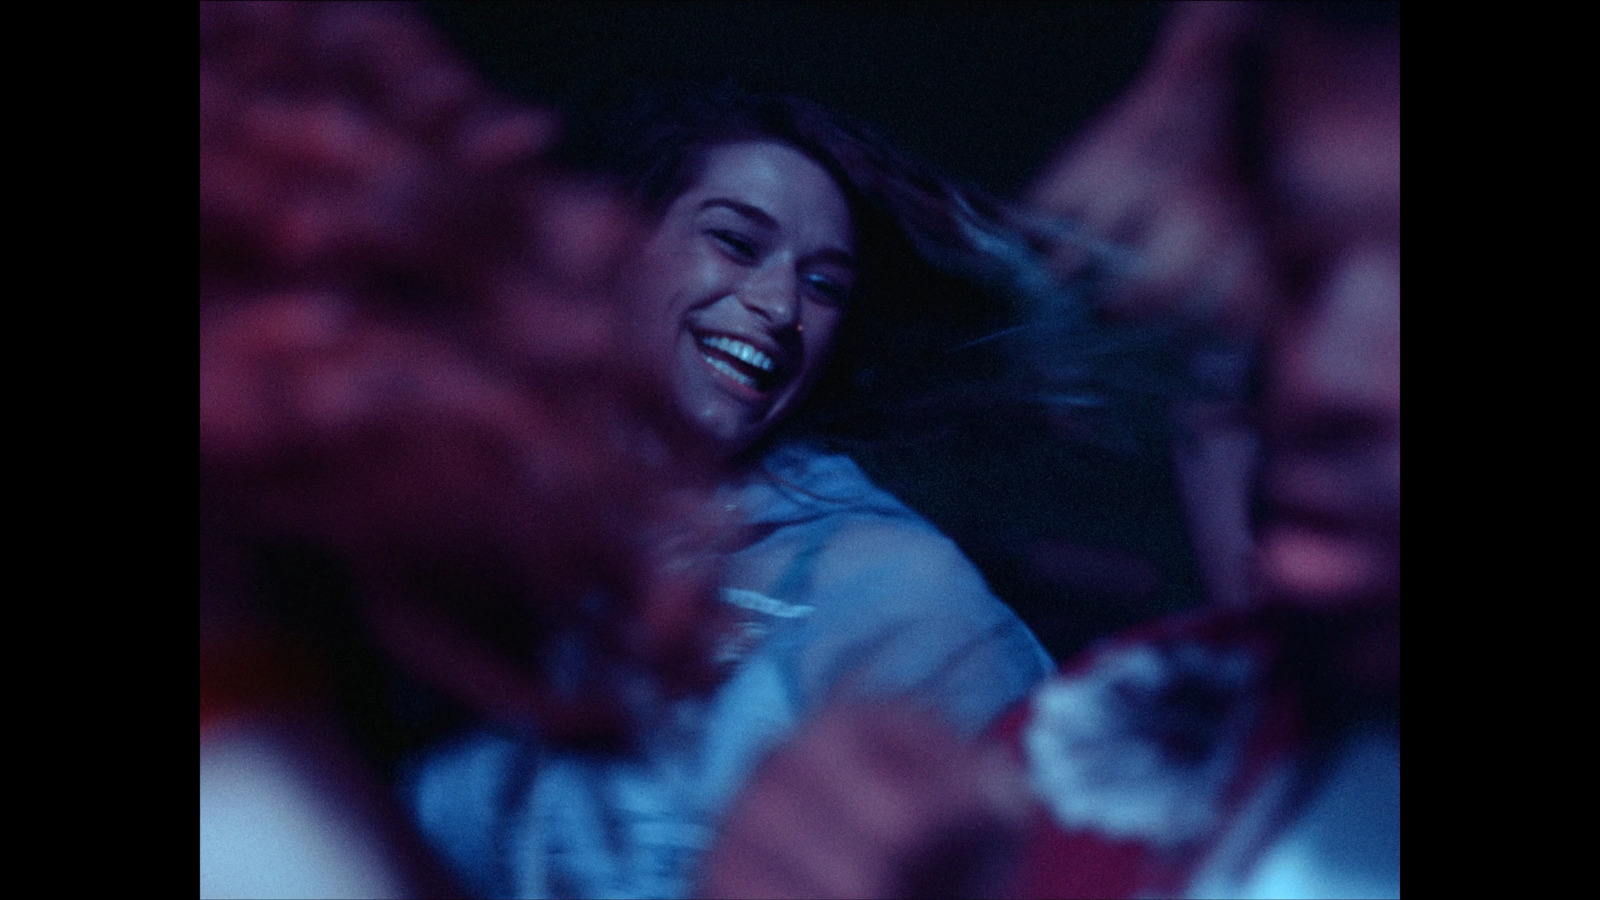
[621,140,855,458]
[402,81,1059,898]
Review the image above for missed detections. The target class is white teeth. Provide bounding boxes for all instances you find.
[704,356,758,388]
[698,334,776,373]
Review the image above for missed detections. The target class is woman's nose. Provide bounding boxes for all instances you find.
[737,264,800,329]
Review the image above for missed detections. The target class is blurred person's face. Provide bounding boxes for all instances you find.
[1249,21,1400,613]
[1028,6,1398,620]
[620,141,857,461]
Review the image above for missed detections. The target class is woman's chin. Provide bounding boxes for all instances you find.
[674,386,790,465]
[679,404,762,464]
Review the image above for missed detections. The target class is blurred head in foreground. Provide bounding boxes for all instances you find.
[1030,1,1398,660]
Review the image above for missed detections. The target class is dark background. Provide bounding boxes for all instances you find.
[420,1,1171,200]
[419,1,1201,662]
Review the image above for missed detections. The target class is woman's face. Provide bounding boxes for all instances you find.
[620,140,857,461]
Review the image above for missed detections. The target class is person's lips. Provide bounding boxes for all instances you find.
[692,330,787,395]
[1250,432,1399,607]
[1252,488,1398,608]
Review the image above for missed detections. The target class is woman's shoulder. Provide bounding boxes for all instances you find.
[734,443,911,518]
[725,444,1053,732]
[745,443,990,603]
[811,513,982,596]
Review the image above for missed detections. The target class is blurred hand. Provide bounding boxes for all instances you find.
[200,0,729,736]
[199,288,730,742]
[700,702,1029,899]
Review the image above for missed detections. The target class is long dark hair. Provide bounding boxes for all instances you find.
[550,80,1082,456]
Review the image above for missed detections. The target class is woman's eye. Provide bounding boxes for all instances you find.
[804,273,850,305]
[710,230,757,260]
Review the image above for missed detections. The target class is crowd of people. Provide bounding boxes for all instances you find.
[200,2,1398,897]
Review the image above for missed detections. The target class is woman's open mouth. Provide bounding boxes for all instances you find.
[696,333,782,393]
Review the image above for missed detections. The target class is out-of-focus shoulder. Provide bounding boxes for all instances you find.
[812,514,980,587]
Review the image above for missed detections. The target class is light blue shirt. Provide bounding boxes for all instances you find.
[407,443,1052,898]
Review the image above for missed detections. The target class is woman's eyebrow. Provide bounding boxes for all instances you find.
[808,246,858,271]
[698,198,857,269]
[698,199,779,230]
